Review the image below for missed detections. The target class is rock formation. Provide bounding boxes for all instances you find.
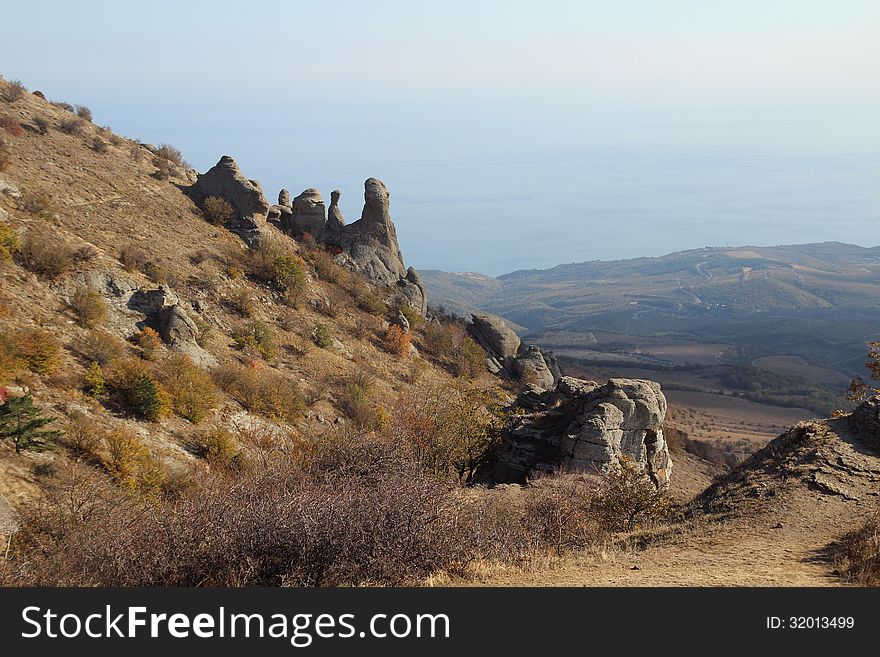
[336,178,407,286]
[278,189,291,207]
[128,286,215,367]
[188,156,270,245]
[851,396,880,449]
[478,377,672,487]
[470,313,521,373]
[319,189,345,244]
[289,188,326,236]
[469,312,560,388]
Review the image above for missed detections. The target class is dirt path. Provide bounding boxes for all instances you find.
[480,420,878,587]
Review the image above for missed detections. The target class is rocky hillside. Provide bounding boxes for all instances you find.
[0,76,497,509]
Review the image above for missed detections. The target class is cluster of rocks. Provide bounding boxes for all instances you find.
[477,377,673,487]
[188,157,427,316]
[851,396,880,450]
[468,313,560,389]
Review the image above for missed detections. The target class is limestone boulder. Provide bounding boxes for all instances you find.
[470,313,521,370]
[188,156,270,245]
[289,188,326,236]
[478,377,672,487]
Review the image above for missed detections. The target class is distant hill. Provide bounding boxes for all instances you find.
[423,242,880,414]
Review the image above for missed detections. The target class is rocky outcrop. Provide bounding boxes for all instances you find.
[289,188,326,236]
[851,396,880,449]
[128,286,215,367]
[278,189,291,207]
[319,189,345,244]
[188,156,270,245]
[470,313,521,373]
[337,178,407,286]
[398,267,428,317]
[478,377,672,487]
[512,345,556,390]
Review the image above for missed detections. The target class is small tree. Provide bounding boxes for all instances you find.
[0,394,60,453]
[847,341,880,401]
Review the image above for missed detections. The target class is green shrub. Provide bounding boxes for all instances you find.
[312,323,333,349]
[105,358,170,421]
[232,319,275,360]
[84,361,105,396]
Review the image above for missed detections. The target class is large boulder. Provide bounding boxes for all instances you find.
[188,156,270,245]
[512,345,556,390]
[470,313,521,372]
[851,396,880,449]
[289,188,326,236]
[478,377,672,487]
[158,304,216,368]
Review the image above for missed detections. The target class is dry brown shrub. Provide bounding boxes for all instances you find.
[213,362,304,422]
[382,324,411,358]
[16,233,75,278]
[2,80,26,102]
[832,512,880,585]
[202,196,233,225]
[15,328,62,375]
[69,286,107,328]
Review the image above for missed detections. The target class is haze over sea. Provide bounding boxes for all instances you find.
[3,1,878,275]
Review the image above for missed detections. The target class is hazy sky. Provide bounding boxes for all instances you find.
[3,1,879,274]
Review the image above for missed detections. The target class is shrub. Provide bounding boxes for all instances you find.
[69,286,107,328]
[16,233,75,278]
[119,243,148,272]
[0,143,9,172]
[16,328,62,375]
[78,330,126,365]
[75,105,93,121]
[425,321,485,378]
[246,239,306,305]
[154,144,185,166]
[385,382,501,480]
[102,429,165,496]
[0,221,20,260]
[523,474,607,555]
[33,116,50,135]
[134,326,162,360]
[189,428,240,469]
[59,117,85,135]
[307,247,347,284]
[62,411,101,460]
[104,357,170,421]
[156,354,219,423]
[395,301,423,329]
[590,457,672,532]
[232,319,275,360]
[338,371,381,430]
[382,324,411,358]
[226,288,254,317]
[213,362,304,422]
[2,80,26,102]
[84,361,105,396]
[20,189,53,215]
[90,136,108,153]
[202,196,233,225]
[833,512,880,585]
[0,116,23,137]
[350,279,385,315]
[51,100,74,112]
[312,323,333,349]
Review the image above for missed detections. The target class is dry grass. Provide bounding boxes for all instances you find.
[832,512,880,585]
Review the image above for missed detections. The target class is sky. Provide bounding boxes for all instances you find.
[2,1,879,274]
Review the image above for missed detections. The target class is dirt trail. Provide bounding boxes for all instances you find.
[481,419,879,587]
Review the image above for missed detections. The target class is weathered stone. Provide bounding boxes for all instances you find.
[158,304,216,368]
[188,156,270,245]
[128,286,179,315]
[512,345,556,390]
[319,189,345,244]
[398,267,428,317]
[392,309,410,333]
[852,396,880,449]
[278,189,291,207]
[337,178,407,287]
[470,313,521,370]
[478,377,672,487]
[289,188,326,236]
